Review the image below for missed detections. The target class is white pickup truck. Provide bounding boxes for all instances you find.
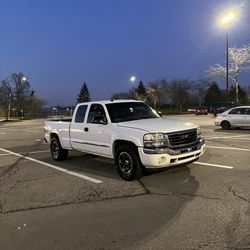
[44,100,205,180]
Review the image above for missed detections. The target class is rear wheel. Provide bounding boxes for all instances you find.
[115,145,143,181]
[50,137,68,161]
[221,121,231,130]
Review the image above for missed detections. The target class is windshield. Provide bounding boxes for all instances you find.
[106,102,160,123]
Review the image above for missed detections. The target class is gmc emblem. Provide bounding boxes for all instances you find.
[180,134,189,140]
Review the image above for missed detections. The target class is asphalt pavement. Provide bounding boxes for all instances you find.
[0,116,250,249]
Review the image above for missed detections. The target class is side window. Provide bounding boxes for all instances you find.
[75,105,87,123]
[229,108,244,115]
[246,108,250,115]
[87,104,107,124]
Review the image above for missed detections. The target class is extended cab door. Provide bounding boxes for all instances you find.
[71,103,112,157]
[70,104,89,151]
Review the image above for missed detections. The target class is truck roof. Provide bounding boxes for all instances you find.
[76,99,143,106]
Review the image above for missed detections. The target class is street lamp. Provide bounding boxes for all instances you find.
[130,76,136,84]
[21,76,27,119]
[220,11,236,103]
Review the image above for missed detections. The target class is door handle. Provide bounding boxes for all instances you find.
[84,127,89,132]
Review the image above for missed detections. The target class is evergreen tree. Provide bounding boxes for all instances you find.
[135,81,147,101]
[204,82,221,104]
[77,82,91,103]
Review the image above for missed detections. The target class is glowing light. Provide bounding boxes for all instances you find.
[218,8,238,27]
[130,76,136,83]
[222,12,235,24]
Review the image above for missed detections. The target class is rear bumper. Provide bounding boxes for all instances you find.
[138,138,205,168]
[214,118,222,126]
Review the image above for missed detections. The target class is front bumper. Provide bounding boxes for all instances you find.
[138,138,206,168]
[143,138,205,155]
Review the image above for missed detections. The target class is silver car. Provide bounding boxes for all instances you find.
[215,106,250,129]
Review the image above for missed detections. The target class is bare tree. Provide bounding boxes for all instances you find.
[146,80,169,109]
[168,79,190,112]
[192,79,211,105]
[146,84,159,109]
[1,72,45,119]
[11,73,31,118]
[0,79,13,120]
[208,44,250,102]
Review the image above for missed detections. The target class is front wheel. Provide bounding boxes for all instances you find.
[115,145,143,181]
[50,137,68,161]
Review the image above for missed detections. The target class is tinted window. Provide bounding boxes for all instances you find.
[246,108,250,115]
[106,102,159,123]
[75,105,87,123]
[229,108,245,115]
[87,104,107,124]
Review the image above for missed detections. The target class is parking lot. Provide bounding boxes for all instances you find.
[0,115,250,249]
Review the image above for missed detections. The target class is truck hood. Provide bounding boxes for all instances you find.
[117,118,197,133]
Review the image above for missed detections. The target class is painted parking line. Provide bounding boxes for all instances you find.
[200,129,216,132]
[221,138,250,141]
[206,145,250,152]
[0,150,49,157]
[0,128,42,133]
[204,135,249,140]
[193,161,234,169]
[0,147,102,184]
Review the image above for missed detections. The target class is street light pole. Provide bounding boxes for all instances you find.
[226,24,229,103]
[220,11,236,103]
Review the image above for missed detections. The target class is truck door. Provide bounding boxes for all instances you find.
[83,104,111,156]
[70,104,89,151]
[71,104,111,157]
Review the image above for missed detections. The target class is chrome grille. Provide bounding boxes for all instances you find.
[166,129,198,148]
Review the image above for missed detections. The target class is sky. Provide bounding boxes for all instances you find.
[1,0,250,106]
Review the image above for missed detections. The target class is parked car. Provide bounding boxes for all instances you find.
[195,106,208,115]
[215,106,250,129]
[212,103,237,116]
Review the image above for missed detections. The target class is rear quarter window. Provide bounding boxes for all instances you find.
[75,105,88,123]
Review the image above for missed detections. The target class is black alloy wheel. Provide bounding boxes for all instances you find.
[116,145,143,181]
[50,137,68,161]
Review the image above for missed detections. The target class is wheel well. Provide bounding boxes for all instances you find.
[50,133,59,142]
[113,140,138,161]
[220,120,230,126]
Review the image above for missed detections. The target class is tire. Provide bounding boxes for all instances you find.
[50,137,68,161]
[221,121,231,130]
[115,145,143,181]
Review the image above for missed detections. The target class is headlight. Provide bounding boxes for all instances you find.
[143,133,166,148]
[197,127,201,136]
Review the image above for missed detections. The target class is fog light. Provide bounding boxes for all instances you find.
[158,156,166,164]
